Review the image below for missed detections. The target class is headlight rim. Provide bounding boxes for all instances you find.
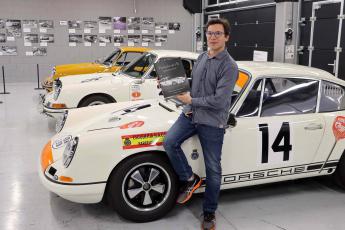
[62,136,79,168]
[56,110,68,133]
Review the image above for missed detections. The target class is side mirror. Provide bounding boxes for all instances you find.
[227,113,237,128]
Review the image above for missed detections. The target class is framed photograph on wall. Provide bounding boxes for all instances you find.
[84,21,97,29]
[114,35,126,44]
[99,35,111,43]
[24,34,39,43]
[32,47,47,56]
[98,17,112,32]
[6,20,22,37]
[84,35,98,43]
[69,34,83,43]
[113,17,126,30]
[155,22,168,31]
[39,20,54,29]
[23,20,38,29]
[141,17,154,31]
[168,22,180,31]
[0,46,17,55]
[40,34,54,43]
[127,17,140,31]
[0,33,6,43]
[68,20,82,29]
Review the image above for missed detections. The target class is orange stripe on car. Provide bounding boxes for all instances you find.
[41,141,53,172]
[236,71,249,88]
[59,176,73,182]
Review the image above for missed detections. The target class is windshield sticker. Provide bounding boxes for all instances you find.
[52,135,73,149]
[120,121,144,129]
[121,132,166,149]
[130,84,142,100]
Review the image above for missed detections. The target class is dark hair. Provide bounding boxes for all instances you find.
[205,18,231,36]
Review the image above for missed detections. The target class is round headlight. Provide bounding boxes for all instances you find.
[63,137,79,168]
[56,110,68,133]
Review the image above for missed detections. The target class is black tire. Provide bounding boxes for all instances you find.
[78,95,113,107]
[107,153,178,222]
[333,153,345,189]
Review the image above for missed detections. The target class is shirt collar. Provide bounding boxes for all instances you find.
[207,49,227,60]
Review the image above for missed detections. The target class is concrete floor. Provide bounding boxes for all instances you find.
[1,83,345,230]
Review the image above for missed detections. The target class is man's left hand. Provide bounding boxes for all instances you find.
[176,92,192,104]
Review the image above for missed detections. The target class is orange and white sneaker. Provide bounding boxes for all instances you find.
[176,173,202,204]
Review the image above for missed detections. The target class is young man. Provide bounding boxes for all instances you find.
[163,18,238,230]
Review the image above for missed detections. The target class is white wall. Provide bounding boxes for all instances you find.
[0,0,193,82]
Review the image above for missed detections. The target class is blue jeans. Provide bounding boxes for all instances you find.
[163,113,225,213]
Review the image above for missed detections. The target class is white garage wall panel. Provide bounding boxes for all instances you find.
[0,0,193,83]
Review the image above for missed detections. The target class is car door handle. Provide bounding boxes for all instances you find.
[304,123,323,130]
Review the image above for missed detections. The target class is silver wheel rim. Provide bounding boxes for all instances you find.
[87,101,106,106]
[121,162,171,212]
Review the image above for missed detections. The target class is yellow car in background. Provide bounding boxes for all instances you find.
[42,47,150,92]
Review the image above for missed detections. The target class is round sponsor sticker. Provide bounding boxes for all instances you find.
[124,138,132,146]
[332,116,345,141]
[131,91,141,98]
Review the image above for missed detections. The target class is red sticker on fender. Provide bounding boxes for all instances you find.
[120,121,145,129]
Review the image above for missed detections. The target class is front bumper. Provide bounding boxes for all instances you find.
[42,105,68,119]
[39,162,106,204]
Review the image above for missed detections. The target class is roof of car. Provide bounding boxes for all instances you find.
[149,50,199,59]
[120,47,151,52]
[238,61,344,85]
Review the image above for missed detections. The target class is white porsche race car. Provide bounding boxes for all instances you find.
[39,61,345,222]
[42,50,198,118]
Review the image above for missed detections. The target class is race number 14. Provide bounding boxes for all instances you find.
[259,122,292,163]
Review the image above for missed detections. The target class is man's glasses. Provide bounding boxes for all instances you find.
[205,31,224,38]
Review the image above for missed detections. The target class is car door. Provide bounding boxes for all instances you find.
[221,76,325,185]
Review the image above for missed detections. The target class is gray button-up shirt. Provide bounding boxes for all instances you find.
[183,49,238,128]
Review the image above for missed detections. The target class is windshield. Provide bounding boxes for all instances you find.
[98,48,121,65]
[122,52,157,78]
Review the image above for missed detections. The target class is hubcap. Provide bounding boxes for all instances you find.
[122,163,171,212]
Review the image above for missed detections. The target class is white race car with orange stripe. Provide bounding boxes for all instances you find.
[42,50,198,119]
[39,61,345,222]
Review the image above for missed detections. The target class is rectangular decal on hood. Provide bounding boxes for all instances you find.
[121,132,166,150]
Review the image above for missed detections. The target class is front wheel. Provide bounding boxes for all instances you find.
[78,95,113,107]
[106,153,178,222]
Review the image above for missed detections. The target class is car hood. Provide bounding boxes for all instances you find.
[61,98,179,134]
[59,71,136,86]
[55,62,109,76]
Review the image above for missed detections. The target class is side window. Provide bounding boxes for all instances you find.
[237,79,263,117]
[261,78,319,117]
[319,81,345,112]
[115,52,143,66]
